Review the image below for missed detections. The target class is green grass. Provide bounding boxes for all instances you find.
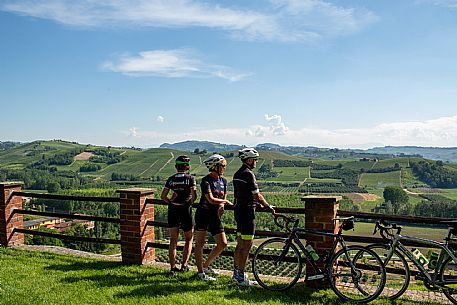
[0,248,441,305]
[359,171,401,188]
[437,188,457,201]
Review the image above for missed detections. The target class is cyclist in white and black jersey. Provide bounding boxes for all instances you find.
[232,148,274,286]
[161,155,197,274]
[194,154,233,281]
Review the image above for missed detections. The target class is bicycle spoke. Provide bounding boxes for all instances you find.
[329,246,386,303]
[252,238,302,291]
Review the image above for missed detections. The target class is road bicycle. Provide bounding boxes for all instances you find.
[251,212,386,303]
[366,219,457,303]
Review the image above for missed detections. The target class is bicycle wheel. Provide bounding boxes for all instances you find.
[328,245,386,303]
[365,244,410,300]
[439,256,457,304]
[252,238,302,291]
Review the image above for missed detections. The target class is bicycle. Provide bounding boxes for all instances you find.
[366,219,457,303]
[251,211,386,303]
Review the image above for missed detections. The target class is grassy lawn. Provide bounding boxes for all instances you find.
[0,248,442,305]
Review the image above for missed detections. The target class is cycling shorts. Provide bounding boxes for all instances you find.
[194,207,224,236]
[234,206,256,240]
[167,204,193,232]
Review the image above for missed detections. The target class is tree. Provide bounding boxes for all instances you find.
[383,186,409,214]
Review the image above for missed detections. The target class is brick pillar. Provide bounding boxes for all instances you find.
[302,195,341,287]
[117,188,155,264]
[0,182,24,247]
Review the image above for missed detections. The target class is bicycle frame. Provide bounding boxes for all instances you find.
[383,227,457,287]
[285,226,350,276]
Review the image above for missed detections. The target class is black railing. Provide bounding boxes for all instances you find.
[11,191,120,245]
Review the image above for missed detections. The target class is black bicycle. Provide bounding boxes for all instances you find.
[252,212,386,303]
[366,219,457,303]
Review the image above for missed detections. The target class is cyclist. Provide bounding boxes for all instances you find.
[233,148,274,286]
[194,154,233,281]
[161,155,197,274]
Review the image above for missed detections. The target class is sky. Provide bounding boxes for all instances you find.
[1,0,457,149]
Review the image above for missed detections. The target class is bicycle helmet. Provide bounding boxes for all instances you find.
[204,154,226,171]
[175,155,190,165]
[238,148,259,160]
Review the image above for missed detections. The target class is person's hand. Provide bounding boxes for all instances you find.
[224,200,233,206]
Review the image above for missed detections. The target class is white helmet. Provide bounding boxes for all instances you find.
[238,148,259,160]
[204,154,226,170]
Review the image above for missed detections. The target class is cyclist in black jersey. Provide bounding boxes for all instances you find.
[194,154,233,281]
[232,148,274,286]
[161,155,197,274]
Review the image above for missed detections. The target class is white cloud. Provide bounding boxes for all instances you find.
[246,114,289,137]
[128,127,140,138]
[101,49,248,81]
[0,0,378,42]
[126,115,457,149]
[157,115,165,123]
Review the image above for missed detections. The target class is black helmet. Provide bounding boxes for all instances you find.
[175,155,190,165]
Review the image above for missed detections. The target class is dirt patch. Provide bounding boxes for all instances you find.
[74,152,94,161]
[347,193,381,203]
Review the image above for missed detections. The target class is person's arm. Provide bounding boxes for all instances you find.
[191,188,197,203]
[249,172,273,210]
[253,192,273,210]
[204,191,232,205]
[161,188,171,204]
[190,176,197,203]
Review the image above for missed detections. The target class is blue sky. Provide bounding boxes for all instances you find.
[1,0,457,149]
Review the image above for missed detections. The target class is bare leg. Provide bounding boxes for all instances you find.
[195,230,207,273]
[237,239,253,272]
[181,229,194,268]
[234,235,242,269]
[168,227,179,269]
[203,232,228,269]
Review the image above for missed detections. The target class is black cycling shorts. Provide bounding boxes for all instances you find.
[194,207,224,236]
[234,206,256,240]
[168,204,193,232]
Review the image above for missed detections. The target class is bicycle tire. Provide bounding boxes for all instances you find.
[364,243,410,300]
[439,255,457,304]
[328,245,386,303]
[252,238,302,291]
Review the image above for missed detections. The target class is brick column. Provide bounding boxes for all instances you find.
[302,195,341,287]
[117,188,155,264]
[0,182,24,247]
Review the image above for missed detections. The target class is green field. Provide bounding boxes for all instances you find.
[359,171,401,188]
[348,221,448,242]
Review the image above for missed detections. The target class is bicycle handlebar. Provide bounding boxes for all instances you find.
[373,219,402,240]
[271,210,298,232]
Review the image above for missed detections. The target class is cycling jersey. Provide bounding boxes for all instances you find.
[233,165,260,240]
[233,165,259,208]
[198,174,227,210]
[164,172,196,206]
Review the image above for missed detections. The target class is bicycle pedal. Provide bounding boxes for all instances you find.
[306,274,325,281]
